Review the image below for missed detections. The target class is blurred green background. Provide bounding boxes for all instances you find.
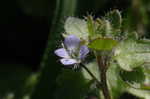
[0,0,149,99]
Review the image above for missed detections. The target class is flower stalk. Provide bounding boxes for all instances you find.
[80,63,102,88]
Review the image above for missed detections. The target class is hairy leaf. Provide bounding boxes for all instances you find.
[115,40,150,71]
[64,17,89,40]
[105,10,122,29]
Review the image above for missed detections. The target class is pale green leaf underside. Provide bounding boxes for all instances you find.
[127,87,150,99]
[115,40,150,71]
[64,17,89,40]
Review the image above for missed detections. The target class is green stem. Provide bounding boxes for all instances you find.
[80,63,102,88]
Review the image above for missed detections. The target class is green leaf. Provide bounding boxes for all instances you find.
[82,61,101,98]
[120,67,145,84]
[105,9,122,29]
[88,38,118,51]
[103,20,112,36]
[30,0,78,99]
[95,19,113,37]
[87,15,95,37]
[125,66,150,98]
[54,69,89,99]
[107,63,127,99]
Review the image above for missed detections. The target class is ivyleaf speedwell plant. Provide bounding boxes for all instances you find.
[54,10,150,99]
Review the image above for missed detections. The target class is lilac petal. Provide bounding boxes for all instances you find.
[60,58,77,65]
[54,48,70,58]
[64,35,80,50]
[79,45,89,59]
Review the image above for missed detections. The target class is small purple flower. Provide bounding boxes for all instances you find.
[55,35,89,67]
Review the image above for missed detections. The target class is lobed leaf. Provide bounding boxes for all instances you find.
[114,40,150,71]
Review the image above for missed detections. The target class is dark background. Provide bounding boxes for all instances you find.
[0,0,130,70]
[0,0,54,70]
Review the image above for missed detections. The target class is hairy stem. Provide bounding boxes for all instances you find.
[96,55,111,99]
